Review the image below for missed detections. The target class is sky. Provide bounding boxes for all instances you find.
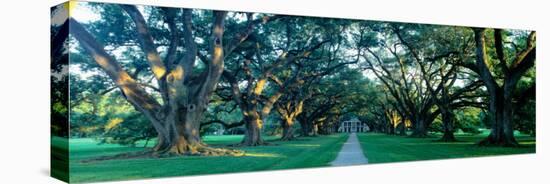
[71,2,100,23]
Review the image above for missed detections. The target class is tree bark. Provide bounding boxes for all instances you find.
[281,118,294,140]
[439,108,456,142]
[407,104,440,138]
[276,99,303,140]
[410,117,428,137]
[299,120,311,136]
[478,88,518,146]
[238,95,282,146]
[241,110,265,146]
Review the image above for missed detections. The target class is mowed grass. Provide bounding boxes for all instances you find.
[66,134,348,183]
[357,133,536,164]
[51,136,69,182]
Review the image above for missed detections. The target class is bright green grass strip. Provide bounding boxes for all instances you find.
[357,133,535,164]
[51,136,70,182]
[68,134,348,183]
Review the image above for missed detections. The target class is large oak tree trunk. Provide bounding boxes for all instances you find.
[500,89,519,145]
[410,118,428,138]
[479,88,518,146]
[280,118,295,140]
[386,112,396,135]
[276,100,302,140]
[439,109,456,142]
[146,105,240,156]
[241,114,264,146]
[299,120,318,136]
[152,105,205,155]
[223,72,267,146]
[299,120,311,136]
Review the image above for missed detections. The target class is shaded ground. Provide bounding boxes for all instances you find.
[357,133,536,164]
[331,133,368,166]
[64,134,348,183]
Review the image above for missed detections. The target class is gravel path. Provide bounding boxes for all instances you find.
[330,133,368,166]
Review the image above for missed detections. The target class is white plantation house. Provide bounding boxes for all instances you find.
[338,117,370,133]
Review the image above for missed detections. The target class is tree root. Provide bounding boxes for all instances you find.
[192,145,245,156]
[81,150,155,163]
[80,145,244,163]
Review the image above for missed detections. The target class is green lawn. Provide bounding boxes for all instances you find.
[51,136,69,182]
[357,133,536,164]
[66,134,348,183]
